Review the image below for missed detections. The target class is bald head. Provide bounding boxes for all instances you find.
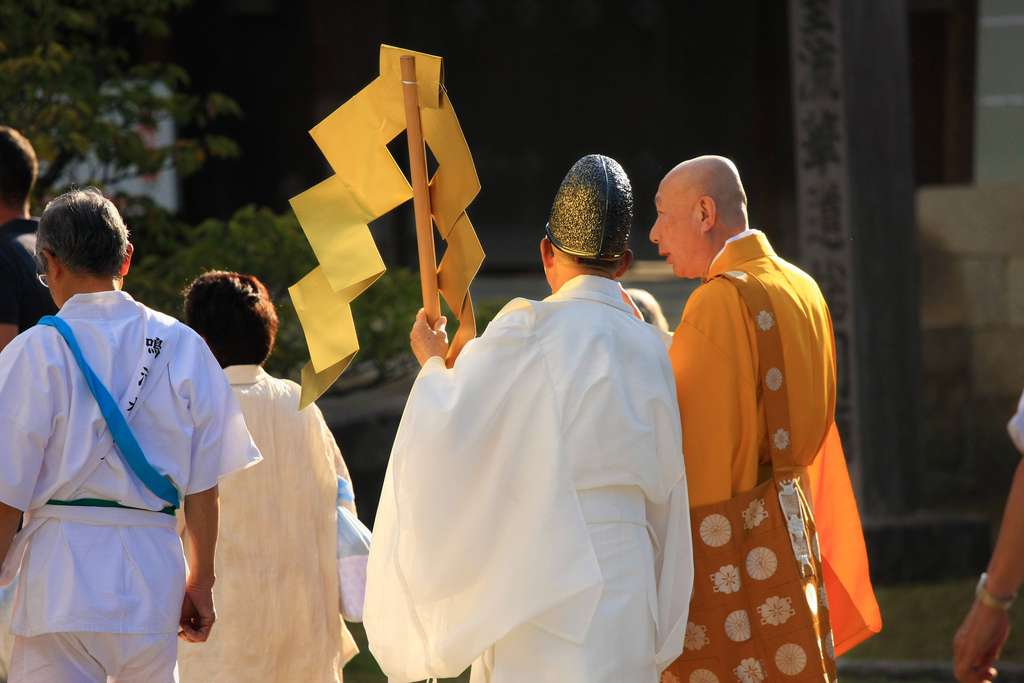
[661,156,748,230]
[649,156,750,279]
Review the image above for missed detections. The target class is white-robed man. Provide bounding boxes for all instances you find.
[0,188,261,682]
[365,155,693,683]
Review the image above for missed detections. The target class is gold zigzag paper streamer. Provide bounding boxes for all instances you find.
[289,44,484,408]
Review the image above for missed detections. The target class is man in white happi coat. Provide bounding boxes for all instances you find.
[365,155,694,683]
[0,189,261,682]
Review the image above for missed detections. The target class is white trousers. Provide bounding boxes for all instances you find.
[470,488,659,683]
[9,632,178,683]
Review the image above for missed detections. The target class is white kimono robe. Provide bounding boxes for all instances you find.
[177,365,359,682]
[0,291,261,639]
[365,275,693,683]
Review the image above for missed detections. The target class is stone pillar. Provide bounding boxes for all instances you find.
[788,0,920,515]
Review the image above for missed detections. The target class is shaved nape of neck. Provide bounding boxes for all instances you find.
[718,204,749,233]
[553,249,619,278]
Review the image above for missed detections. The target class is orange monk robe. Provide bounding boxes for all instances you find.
[668,230,882,655]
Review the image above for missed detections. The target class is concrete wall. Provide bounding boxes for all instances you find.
[917,183,1024,515]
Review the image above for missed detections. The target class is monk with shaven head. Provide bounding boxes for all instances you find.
[651,155,750,279]
[650,156,882,681]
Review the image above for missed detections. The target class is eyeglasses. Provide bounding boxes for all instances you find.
[35,251,49,289]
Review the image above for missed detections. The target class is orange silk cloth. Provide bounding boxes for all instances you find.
[669,232,881,655]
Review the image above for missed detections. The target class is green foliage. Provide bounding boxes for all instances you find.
[0,0,239,203]
[0,0,503,388]
[352,267,422,376]
[125,206,313,378]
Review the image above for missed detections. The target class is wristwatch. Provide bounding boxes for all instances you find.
[976,573,1017,611]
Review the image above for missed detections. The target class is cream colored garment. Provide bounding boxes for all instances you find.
[365,275,693,682]
[177,365,357,682]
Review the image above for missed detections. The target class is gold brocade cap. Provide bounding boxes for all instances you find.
[545,154,633,260]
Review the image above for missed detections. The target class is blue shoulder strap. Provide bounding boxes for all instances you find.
[39,315,180,509]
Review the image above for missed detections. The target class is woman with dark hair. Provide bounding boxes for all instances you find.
[178,271,359,682]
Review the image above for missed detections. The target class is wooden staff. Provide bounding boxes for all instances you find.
[400,55,441,325]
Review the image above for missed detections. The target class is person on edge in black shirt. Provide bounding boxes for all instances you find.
[0,126,57,353]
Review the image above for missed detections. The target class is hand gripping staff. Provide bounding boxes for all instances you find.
[38,315,179,514]
[288,45,484,408]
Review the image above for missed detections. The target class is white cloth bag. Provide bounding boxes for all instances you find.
[337,480,371,622]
